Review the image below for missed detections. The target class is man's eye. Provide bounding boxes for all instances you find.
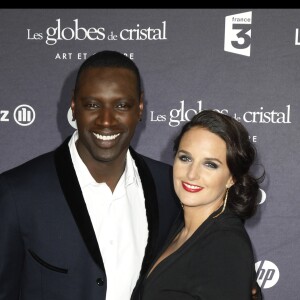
[86,103,99,109]
[116,103,130,110]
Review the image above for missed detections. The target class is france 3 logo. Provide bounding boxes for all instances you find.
[224,11,252,57]
[0,104,35,126]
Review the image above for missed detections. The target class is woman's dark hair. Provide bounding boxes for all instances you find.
[173,109,265,219]
[74,50,142,97]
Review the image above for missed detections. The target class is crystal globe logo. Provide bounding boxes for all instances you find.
[13,104,35,126]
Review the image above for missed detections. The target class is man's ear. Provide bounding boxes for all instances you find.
[138,92,144,120]
[71,92,76,120]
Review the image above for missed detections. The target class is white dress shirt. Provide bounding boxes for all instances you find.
[68,131,148,300]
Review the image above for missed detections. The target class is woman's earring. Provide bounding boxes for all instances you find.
[213,187,229,218]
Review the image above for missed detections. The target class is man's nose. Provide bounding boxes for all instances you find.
[96,107,116,126]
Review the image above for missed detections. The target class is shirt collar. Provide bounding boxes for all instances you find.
[125,149,141,188]
[68,131,140,189]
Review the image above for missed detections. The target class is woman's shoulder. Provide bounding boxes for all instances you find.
[201,210,254,255]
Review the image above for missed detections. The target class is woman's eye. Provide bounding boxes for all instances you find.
[205,162,218,169]
[178,155,191,162]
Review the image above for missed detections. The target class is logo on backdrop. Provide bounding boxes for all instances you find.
[67,107,77,129]
[258,188,266,204]
[27,19,166,60]
[224,11,252,57]
[295,28,300,45]
[0,104,35,126]
[14,105,36,126]
[255,260,280,289]
[27,19,167,46]
[150,100,291,128]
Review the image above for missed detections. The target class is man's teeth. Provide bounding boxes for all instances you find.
[93,133,120,141]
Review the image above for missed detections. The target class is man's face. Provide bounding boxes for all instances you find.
[71,67,143,165]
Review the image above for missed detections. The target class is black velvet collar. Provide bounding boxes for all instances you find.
[54,136,105,271]
[129,147,160,276]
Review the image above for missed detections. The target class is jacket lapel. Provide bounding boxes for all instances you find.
[53,139,159,276]
[129,147,160,276]
[54,137,105,272]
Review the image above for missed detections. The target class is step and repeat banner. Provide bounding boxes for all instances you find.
[1,9,299,299]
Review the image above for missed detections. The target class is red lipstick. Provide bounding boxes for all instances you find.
[182,182,203,193]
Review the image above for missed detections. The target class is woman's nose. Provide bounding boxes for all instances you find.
[186,164,200,181]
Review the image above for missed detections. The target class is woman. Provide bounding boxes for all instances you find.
[132,110,264,299]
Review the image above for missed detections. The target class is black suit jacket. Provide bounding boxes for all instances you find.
[0,136,181,300]
[132,208,262,300]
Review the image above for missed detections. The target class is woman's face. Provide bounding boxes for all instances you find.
[173,127,234,212]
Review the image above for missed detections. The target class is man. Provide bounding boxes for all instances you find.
[0,50,180,300]
[0,50,260,299]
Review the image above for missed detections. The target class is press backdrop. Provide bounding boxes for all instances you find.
[1,9,299,299]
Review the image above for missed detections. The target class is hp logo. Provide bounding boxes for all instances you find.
[255,260,280,289]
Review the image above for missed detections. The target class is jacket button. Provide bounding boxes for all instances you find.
[96,278,104,286]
